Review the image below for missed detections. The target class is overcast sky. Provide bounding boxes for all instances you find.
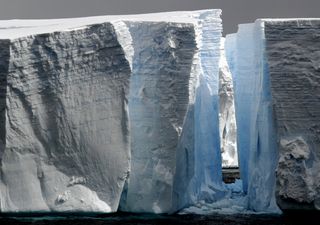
[0,0,319,35]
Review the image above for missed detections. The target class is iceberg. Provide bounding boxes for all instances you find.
[225,18,320,212]
[0,10,225,214]
[225,21,280,213]
[264,19,320,211]
[1,9,318,215]
[0,21,132,213]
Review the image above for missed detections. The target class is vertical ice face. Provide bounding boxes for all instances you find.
[228,24,255,193]
[121,21,198,213]
[264,20,320,210]
[173,10,225,211]
[225,21,280,213]
[119,9,224,213]
[0,10,225,214]
[0,22,131,213]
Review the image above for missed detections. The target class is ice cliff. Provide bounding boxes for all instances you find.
[1,9,318,215]
[225,19,320,212]
[0,21,132,213]
[0,10,228,214]
[264,20,320,211]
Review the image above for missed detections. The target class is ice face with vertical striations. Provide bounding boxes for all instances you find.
[120,20,199,213]
[172,9,226,212]
[0,10,225,214]
[0,21,132,213]
[117,10,224,213]
[225,18,320,213]
[225,21,280,213]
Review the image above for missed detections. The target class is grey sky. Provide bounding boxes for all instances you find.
[0,0,319,35]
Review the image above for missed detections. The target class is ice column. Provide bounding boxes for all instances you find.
[173,10,225,211]
[225,21,280,213]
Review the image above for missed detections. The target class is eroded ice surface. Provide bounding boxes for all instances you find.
[0,23,131,213]
[225,21,280,213]
[0,10,226,214]
[264,19,320,210]
[225,18,320,213]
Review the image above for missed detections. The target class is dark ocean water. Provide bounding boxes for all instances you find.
[0,212,319,225]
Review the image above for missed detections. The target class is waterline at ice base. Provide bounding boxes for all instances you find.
[0,10,319,214]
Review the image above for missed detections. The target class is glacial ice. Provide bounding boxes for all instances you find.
[225,18,320,212]
[0,10,229,214]
[264,19,320,210]
[1,9,319,215]
[225,21,280,213]
[0,21,132,213]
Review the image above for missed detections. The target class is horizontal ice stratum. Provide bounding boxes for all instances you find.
[0,9,319,214]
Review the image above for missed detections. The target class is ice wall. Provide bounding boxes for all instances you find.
[173,10,225,211]
[120,21,198,213]
[225,21,280,213]
[119,10,224,213]
[264,20,320,211]
[0,10,225,214]
[0,23,132,213]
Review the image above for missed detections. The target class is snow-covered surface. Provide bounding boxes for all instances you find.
[0,11,221,40]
